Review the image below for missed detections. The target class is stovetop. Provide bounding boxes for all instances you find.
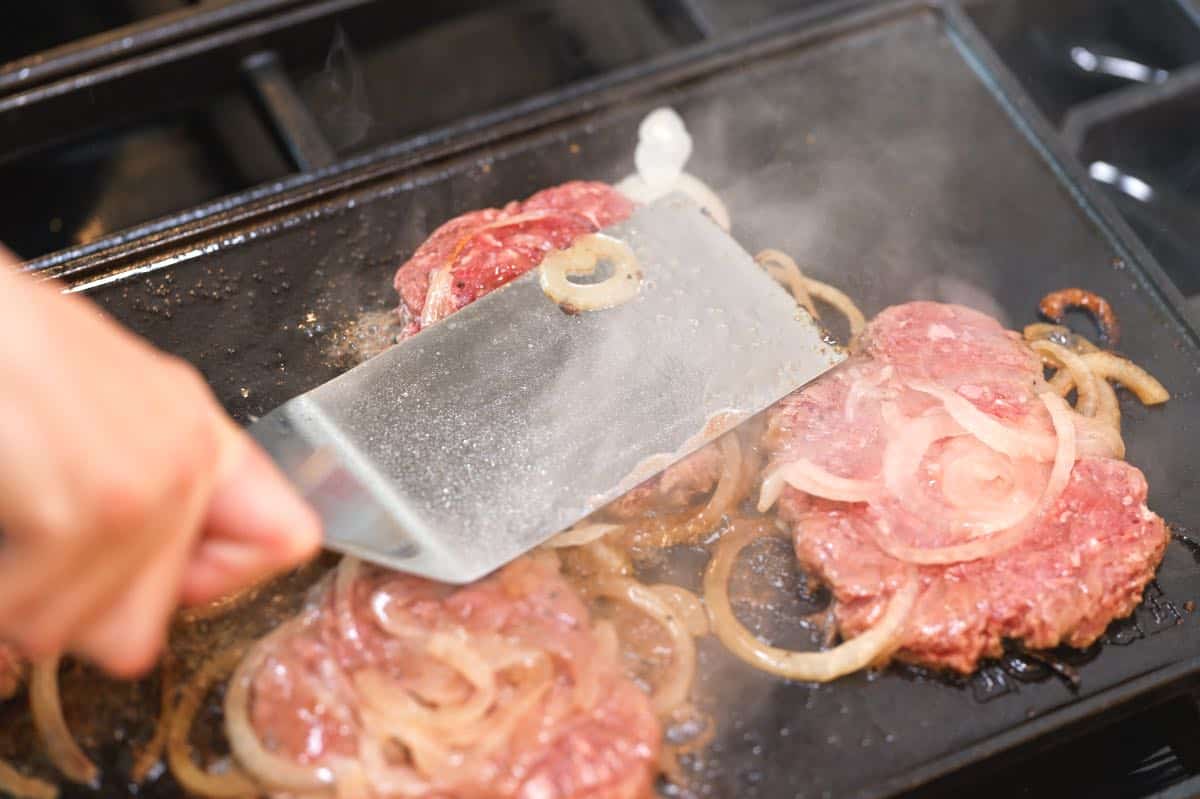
[3,2,1199,798]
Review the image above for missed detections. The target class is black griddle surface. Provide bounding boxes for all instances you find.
[13,6,1200,799]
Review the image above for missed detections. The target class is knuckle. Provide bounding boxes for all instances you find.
[104,628,163,679]
[91,472,157,534]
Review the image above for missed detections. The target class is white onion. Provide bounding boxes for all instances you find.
[704,523,918,682]
[882,413,1042,537]
[869,392,1076,565]
[758,458,878,511]
[908,380,1056,461]
[539,233,642,312]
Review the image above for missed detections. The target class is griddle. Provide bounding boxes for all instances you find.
[5,3,1200,798]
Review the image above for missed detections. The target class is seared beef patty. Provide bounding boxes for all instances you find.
[393,181,633,337]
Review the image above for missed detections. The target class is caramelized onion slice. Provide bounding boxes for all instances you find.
[540,233,643,313]
[869,392,1076,565]
[589,576,696,716]
[651,584,710,638]
[759,458,878,510]
[704,522,917,682]
[1031,339,1099,417]
[30,658,97,788]
[1080,351,1169,405]
[754,249,866,340]
[0,760,56,799]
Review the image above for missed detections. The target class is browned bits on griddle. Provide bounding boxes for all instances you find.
[1038,288,1120,345]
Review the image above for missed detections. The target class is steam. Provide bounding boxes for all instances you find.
[616,108,731,231]
[307,26,372,152]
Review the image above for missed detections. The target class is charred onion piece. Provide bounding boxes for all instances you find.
[30,658,97,788]
[704,520,918,681]
[539,233,642,313]
[1038,288,1120,345]
[0,759,56,799]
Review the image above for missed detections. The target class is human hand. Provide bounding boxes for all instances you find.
[0,250,321,677]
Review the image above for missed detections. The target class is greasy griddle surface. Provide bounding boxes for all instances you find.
[9,8,1200,799]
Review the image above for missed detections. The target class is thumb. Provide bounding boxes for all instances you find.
[180,423,322,606]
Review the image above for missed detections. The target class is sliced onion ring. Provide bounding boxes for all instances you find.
[589,576,696,716]
[882,413,1041,536]
[907,380,1056,461]
[539,233,643,313]
[869,392,1076,565]
[758,458,879,511]
[704,522,917,682]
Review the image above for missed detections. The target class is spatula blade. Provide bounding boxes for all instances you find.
[249,194,843,583]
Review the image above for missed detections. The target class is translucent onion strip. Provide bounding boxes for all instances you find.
[908,380,1056,461]
[704,522,917,682]
[30,658,97,788]
[868,392,1076,565]
[131,653,179,784]
[539,233,642,313]
[759,458,879,510]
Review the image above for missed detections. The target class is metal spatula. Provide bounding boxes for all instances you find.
[248,194,843,583]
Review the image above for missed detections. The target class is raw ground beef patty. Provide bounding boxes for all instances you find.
[765,301,1168,673]
[234,556,661,799]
